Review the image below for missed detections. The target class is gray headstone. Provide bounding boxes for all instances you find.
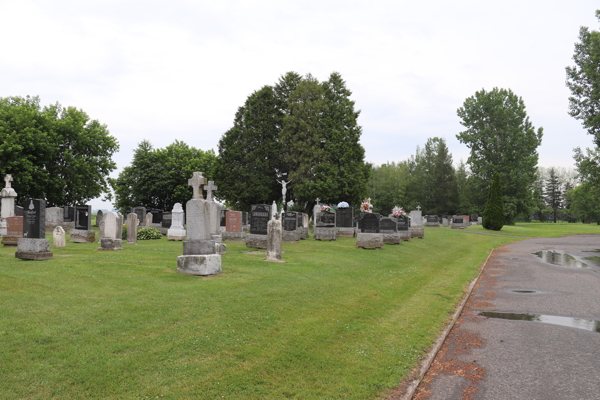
[127,213,137,244]
[267,218,282,261]
[53,226,66,248]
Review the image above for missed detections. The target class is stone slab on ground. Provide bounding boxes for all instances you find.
[356,232,384,249]
[15,238,52,260]
[99,238,122,250]
[177,254,221,276]
[246,234,267,249]
[314,227,336,241]
[382,232,401,245]
[336,227,355,238]
[71,229,96,243]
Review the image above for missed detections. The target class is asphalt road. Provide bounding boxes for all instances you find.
[413,235,600,400]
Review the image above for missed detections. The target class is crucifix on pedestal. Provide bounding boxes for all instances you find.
[188,172,207,199]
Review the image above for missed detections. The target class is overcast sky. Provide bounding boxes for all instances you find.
[1,1,598,210]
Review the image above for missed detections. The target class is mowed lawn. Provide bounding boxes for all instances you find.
[453,222,600,237]
[0,228,533,399]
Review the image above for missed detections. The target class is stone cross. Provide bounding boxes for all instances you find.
[203,180,218,202]
[188,172,206,199]
[416,205,421,211]
[316,198,320,205]
[4,174,13,188]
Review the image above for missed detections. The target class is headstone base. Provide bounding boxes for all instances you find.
[282,231,300,242]
[398,231,411,241]
[2,236,20,247]
[222,231,245,242]
[336,227,355,238]
[382,232,401,244]
[99,238,122,250]
[16,238,53,260]
[167,228,186,241]
[246,234,268,249]
[177,254,221,276]
[184,240,216,255]
[314,227,336,241]
[409,227,425,238]
[451,224,468,230]
[424,223,441,227]
[356,233,384,249]
[71,229,96,243]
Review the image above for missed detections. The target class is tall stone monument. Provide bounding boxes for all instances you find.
[177,172,221,276]
[204,180,224,252]
[266,215,283,262]
[167,203,186,241]
[16,199,53,260]
[1,174,18,236]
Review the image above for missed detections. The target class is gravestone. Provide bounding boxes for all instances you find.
[220,209,228,233]
[424,215,440,227]
[336,207,355,237]
[161,212,172,235]
[150,209,163,224]
[167,203,186,241]
[177,172,222,276]
[96,210,104,227]
[99,212,122,250]
[314,211,336,241]
[222,211,244,242]
[145,212,153,227]
[45,207,64,233]
[442,217,449,227]
[204,181,223,247]
[282,211,300,242]
[53,226,66,248]
[451,216,468,230]
[409,206,424,239]
[16,199,52,260]
[127,213,137,244]
[63,206,75,222]
[266,216,283,262]
[72,205,95,243]
[2,216,24,247]
[1,174,18,236]
[478,216,483,225]
[132,207,146,226]
[380,217,400,245]
[356,213,383,249]
[396,216,411,241]
[246,204,271,249]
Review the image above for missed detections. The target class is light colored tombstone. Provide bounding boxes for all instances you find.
[53,226,66,248]
[96,210,104,227]
[1,174,17,219]
[271,200,277,220]
[442,218,449,227]
[409,206,424,239]
[478,217,483,225]
[168,203,186,241]
[145,212,153,227]
[45,207,64,230]
[266,217,283,262]
[127,213,137,244]
[99,212,122,250]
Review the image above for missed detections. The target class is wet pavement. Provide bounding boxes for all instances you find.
[412,235,600,400]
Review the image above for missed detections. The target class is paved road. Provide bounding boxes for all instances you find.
[413,235,600,400]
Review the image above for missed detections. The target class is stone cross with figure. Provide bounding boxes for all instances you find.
[188,172,207,199]
[4,174,13,188]
[204,181,218,202]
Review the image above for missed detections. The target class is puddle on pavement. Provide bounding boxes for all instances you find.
[479,312,600,333]
[511,290,537,293]
[533,250,588,269]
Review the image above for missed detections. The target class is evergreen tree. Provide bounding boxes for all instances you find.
[483,173,504,231]
[544,168,563,223]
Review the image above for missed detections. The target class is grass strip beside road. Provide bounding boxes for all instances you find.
[0,229,526,399]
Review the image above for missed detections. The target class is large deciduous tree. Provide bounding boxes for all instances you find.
[566,10,600,147]
[457,88,543,224]
[112,140,216,214]
[0,96,119,206]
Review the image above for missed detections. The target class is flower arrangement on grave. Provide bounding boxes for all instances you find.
[337,201,349,208]
[320,205,335,213]
[392,206,406,217]
[360,198,373,213]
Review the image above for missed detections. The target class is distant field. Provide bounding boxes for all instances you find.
[1,223,597,399]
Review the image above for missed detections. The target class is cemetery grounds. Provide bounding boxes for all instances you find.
[1,221,598,399]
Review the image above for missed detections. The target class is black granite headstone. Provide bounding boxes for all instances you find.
[75,205,91,230]
[317,212,336,227]
[284,212,298,231]
[14,205,24,217]
[162,212,172,228]
[250,204,271,235]
[132,207,146,225]
[380,217,397,232]
[149,209,163,224]
[336,207,354,227]
[453,217,464,224]
[63,206,75,222]
[360,213,380,233]
[24,198,45,239]
[426,215,438,223]
[397,216,409,231]
[242,211,248,225]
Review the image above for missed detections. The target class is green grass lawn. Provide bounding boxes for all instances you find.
[441,222,600,237]
[0,225,594,399]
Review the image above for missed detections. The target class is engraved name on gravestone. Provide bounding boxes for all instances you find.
[380,217,397,232]
[284,212,298,231]
[360,213,380,233]
[336,207,354,228]
[250,204,270,235]
[24,199,45,239]
[426,215,438,223]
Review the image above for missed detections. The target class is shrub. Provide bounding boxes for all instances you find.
[483,173,504,231]
[137,227,162,240]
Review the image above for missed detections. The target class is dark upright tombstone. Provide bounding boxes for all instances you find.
[95,210,104,227]
[360,213,380,233]
[426,215,438,223]
[470,214,478,222]
[63,206,75,222]
[250,204,270,235]
[14,205,24,217]
[317,212,336,227]
[336,207,354,228]
[453,217,464,224]
[75,205,92,230]
[397,216,409,230]
[161,212,172,234]
[284,212,298,231]
[132,207,146,226]
[380,217,397,232]
[296,212,303,228]
[242,211,248,225]
[24,198,45,239]
[149,209,163,224]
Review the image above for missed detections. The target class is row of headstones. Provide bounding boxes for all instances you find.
[422,214,482,229]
